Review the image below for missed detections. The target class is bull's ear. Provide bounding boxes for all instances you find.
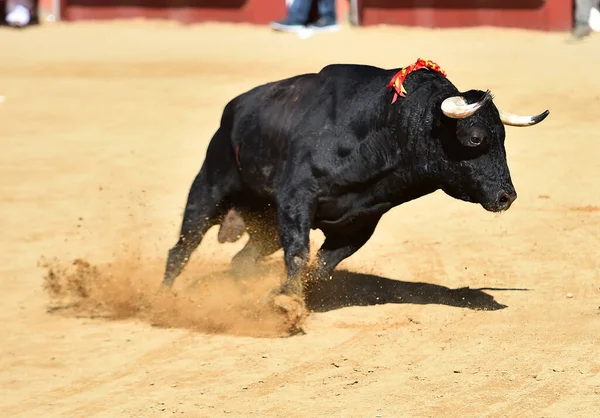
[441,90,493,119]
[498,108,550,127]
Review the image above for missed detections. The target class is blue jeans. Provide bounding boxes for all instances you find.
[287,0,336,25]
[574,0,600,26]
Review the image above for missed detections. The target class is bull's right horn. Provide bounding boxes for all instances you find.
[498,108,550,127]
[441,90,493,119]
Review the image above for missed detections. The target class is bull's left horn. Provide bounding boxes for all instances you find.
[498,108,550,127]
[441,90,493,119]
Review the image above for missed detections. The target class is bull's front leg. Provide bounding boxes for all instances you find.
[273,186,316,331]
[313,218,380,282]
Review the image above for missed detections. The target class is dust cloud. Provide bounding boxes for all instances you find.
[38,255,298,338]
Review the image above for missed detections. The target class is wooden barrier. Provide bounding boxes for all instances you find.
[355,0,573,31]
[58,0,287,24]
[35,0,572,31]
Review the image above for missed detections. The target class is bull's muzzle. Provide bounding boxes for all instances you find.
[496,189,517,211]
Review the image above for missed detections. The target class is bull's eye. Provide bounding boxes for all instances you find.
[470,135,484,146]
[457,124,489,148]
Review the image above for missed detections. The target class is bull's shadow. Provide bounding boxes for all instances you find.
[304,269,524,312]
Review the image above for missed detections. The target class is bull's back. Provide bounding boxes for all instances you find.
[224,73,324,197]
[224,64,395,196]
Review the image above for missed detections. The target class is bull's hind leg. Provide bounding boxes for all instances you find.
[163,169,232,288]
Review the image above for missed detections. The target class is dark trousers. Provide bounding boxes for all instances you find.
[287,0,336,24]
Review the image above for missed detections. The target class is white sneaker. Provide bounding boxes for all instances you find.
[590,7,600,32]
[6,4,31,27]
[270,20,306,33]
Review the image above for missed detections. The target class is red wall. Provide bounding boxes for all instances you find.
[356,0,572,31]
[58,0,573,31]
[60,0,287,24]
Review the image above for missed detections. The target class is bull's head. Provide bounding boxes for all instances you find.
[436,89,549,213]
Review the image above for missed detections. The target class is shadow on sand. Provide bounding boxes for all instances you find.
[304,269,529,313]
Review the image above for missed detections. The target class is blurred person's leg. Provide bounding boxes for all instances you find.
[5,0,33,27]
[309,0,340,32]
[271,0,313,32]
[573,0,595,38]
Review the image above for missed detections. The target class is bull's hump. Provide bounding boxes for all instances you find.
[319,63,389,78]
[257,76,334,132]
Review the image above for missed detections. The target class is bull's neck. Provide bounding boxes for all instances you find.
[382,94,445,205]
[384,157,442,206]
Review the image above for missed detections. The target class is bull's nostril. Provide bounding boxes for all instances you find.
[496,190,516,210]
[499,193,510,205]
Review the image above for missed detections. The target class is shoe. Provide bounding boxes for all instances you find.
[571,24,592,39]
[6,4,31,27]
[270,19,306,33]
[307,18,341,33]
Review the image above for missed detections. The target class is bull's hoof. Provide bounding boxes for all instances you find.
[158,279,175,292]
[272,293,307,335]
[231,256,259,281]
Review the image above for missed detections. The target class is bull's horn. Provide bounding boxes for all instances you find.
[441,90,493,119]
[498,108,549,127]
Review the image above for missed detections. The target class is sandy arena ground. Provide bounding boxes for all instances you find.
[0,19,599,417]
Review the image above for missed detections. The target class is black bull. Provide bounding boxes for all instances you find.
[161,63,549,319]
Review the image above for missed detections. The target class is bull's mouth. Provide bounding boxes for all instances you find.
[443,187,516,212]
[481,198,515,213]
[481,203,510,213]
